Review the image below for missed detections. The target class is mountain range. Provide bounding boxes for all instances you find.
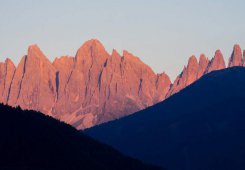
[85,67,245,170]
[0,39,244,129]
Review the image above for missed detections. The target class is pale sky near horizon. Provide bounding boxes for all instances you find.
[0,0,245,80]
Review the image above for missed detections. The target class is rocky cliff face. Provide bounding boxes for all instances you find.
[206,49,226,73]
[0,59,16,104]
[228,44,243,67]
[197,54,209,78]
[0,40,243,129]
[167,49,227,96]
[1,39,171,129]
[51,40,171,129]
[7,45,57,115]
[167,55,200,97]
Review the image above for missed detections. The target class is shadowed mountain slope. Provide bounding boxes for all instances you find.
[86,67,245,170]
[0,104,161,170]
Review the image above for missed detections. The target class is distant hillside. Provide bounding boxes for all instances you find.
[86,67,245,170]
[0,104,160,170]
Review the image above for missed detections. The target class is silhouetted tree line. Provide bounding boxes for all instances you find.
[0,104,161,170]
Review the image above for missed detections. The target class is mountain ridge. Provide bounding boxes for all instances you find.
[0,39,244,129]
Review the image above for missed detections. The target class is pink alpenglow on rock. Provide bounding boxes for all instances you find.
[228,44,243,67]
[1,39,171,129]
[167,55,201,97]
[7,45,57,115]
[0,40,244,129]
[168,49,226,97]
[206,50,225,73]
[197,54,209,78]
[0,58,16,104]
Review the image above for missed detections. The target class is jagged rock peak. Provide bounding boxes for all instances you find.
[154,71,171,102]
[228,44,243,67]
[83,38,105,48]
[123,50,134,57]
[198,53,209,78]
[111,49,121,57]
[27,44,49,61]
[76,39,108,56]
[233,44,242,52]
[199,53,209,64]
[28,44,39,50]
[4,58,15,67]
[122,50,142,63]
[206,49,225,73]
[215,49,222,56]
[53,56,74,64]
[157,71,169,78]
[184,55,199,86]
[28,44,42,54]
[75,39,110,67]
[157,72,171,87]
[187,55,198,68]
[214,49,226,66]
[0,57,16,104]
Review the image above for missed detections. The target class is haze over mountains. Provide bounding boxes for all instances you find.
[0,39,244,129]
[86,67,245,170]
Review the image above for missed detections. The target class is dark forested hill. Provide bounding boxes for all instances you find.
[0,104,160,170]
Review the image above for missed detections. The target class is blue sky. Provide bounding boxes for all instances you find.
[0,0,245,80]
